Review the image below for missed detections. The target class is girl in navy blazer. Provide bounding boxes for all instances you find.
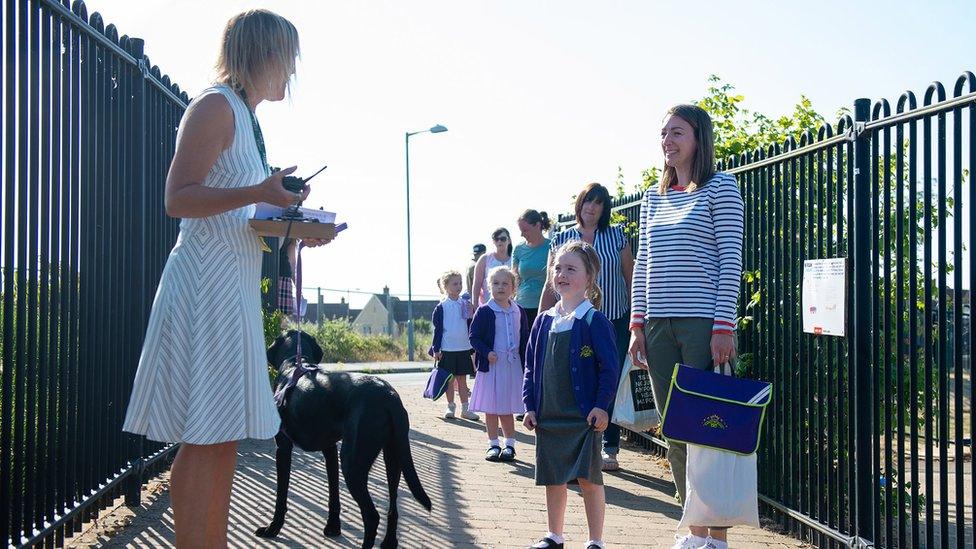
[522,241,619,549]
[468,266,530,463]
[428,270,478,420]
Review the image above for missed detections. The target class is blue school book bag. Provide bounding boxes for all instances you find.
[423,366,454,401]
[660,364,772,455]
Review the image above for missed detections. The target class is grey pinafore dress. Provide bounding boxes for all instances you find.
[534,330,603,486]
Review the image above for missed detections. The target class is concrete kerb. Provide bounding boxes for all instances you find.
[322,361,432,375]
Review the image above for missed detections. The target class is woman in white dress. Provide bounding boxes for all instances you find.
[471,227,514,307]
[122,10,325,547]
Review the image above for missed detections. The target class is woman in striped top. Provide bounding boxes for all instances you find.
[629,105,744,549]
[541,183,634,471]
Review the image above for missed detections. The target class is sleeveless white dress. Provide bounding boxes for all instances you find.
[123,85,280,444]
[479,253,513,305]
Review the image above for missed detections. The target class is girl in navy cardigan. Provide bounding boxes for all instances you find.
[429,270,478,420]
[522,241,619,549]
[468,266,530,462]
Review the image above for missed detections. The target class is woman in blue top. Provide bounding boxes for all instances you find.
[513,209,552,328]
[540,183,634,471]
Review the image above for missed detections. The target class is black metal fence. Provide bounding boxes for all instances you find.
[1,1,186,546]
[559,74,976,548]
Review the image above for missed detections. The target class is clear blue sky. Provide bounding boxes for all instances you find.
[95,0,976,307]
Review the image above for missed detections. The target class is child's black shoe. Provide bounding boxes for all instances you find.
[485,445,502,462]
[528,537,563,549]
[499,445,516,461]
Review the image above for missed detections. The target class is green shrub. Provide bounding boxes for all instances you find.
[413,318,433,335]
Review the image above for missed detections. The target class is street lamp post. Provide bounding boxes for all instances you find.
[405,124,447,361]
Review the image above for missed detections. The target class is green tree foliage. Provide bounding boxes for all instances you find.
[619,75,826,198]
[698,74,826,164]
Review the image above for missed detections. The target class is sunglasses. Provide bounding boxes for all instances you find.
[493,236,509,242]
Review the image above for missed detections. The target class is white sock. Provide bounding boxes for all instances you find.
[505,437,516,448]
[544,532,564,544]
[489,438,499,448]
[584,541,605,549]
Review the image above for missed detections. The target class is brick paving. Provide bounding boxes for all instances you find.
[76,374,806,548]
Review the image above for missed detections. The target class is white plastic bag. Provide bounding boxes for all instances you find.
[610,355,661,432]
[678,444,760,529]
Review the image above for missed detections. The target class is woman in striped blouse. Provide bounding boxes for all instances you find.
[629,105,744,549]
[540,183,634,471]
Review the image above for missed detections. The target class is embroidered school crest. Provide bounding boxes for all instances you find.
[579,345,593,358]
[701,414,728,430]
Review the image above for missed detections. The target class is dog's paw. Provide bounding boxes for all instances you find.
[323,520,341,537]
[255,524,281,538]
[380,538,399,549]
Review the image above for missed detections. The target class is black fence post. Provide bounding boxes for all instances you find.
[124,37,147,508]
[851,97,875,547]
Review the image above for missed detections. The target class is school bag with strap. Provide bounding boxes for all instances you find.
[662,363,772,529]
[660,363,772,455]
[423,366,454,401]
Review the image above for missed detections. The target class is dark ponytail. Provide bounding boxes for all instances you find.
[520,209,551,232]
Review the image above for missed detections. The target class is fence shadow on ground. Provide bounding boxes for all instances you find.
[93,432,482,548]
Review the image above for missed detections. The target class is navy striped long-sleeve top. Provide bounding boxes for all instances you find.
[630,172,744,334]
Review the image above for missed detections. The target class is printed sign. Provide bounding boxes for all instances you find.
[629,369,656,412]
[802,258,847,337]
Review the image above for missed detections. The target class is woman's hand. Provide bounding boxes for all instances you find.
[301,237,332,248]
[586,408,609,432]
[522,411,537,431]
[628,328,648,370]
[434,351,443,361]
[487,351,498,364]
[710,332,737,367]
[255,166,301,208]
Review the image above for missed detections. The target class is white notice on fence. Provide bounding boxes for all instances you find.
[802,258,847,337]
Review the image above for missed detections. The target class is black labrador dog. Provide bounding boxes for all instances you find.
[257,330,431,548]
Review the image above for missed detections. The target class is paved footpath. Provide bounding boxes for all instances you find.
[72,373,806,549]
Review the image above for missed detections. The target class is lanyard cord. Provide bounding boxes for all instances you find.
[241,87,309,407]
[237,88,269,175]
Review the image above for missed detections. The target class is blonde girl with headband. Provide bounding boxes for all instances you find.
[122,10,326,547]
[522,241,620,549]
[468,266,530,462]
[429,270,479,420]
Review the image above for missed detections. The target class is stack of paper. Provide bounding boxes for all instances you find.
[253,203,337,224]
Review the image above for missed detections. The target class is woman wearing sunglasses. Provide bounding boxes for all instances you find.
[471,227,514,307]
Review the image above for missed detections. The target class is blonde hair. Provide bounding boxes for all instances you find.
[214,9,300,98]
[436,270,463,294]
[487,266,518,298]
[551,241,603,310]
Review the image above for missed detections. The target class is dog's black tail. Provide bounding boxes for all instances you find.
[391,399,432,511]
